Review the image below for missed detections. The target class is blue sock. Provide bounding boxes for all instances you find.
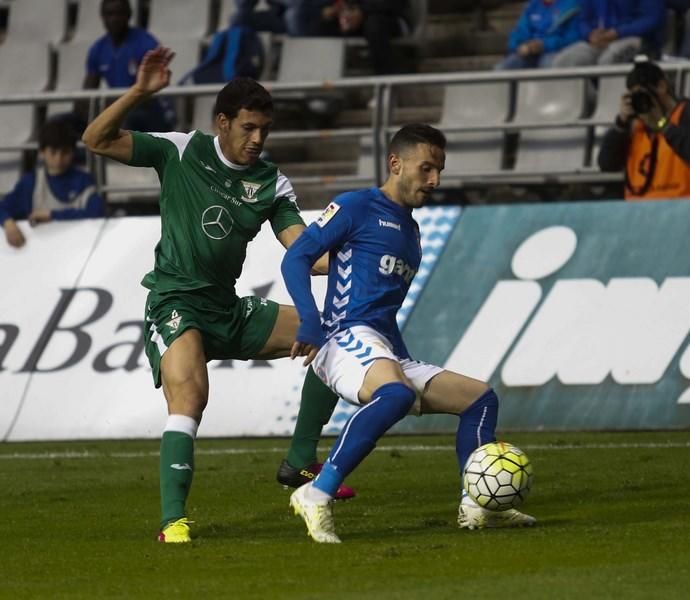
[457,388,499,479]
[313,382,416,497]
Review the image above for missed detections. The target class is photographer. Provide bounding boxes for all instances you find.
[598,58,690,200]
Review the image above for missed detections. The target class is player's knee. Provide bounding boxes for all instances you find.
[372,382,416,420]
[464,387,499,414]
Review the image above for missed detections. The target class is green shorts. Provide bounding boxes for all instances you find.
[143,290,279,387]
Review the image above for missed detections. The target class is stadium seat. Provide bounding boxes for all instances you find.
[439,82,509,176]
[148,0,211,41]
[512,78,588,173]
[277,37,346,83]
[190,95,217,134]
[105,160,159,200]
[0,42,51,146]
[590,75,626,163]
[169,38,202,84]
[48,40,93,118]
[0,153,23,196]
[4,0,67,45]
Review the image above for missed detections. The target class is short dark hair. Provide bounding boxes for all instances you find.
[214,77,273,120]
[626,57,666,90]
[388,124,446,156]
[39,120,78,151]
[101,0,131,16]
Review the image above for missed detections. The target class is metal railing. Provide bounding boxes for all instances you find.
[1,62,689,197]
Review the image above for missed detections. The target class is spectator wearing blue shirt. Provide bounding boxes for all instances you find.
[1,120,105,248]
[496,0,581,69]
[552,0,666,67]
[82,0,174,132]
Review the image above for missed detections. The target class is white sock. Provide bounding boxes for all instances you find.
[305,482,333,503]
[164,414,199,438]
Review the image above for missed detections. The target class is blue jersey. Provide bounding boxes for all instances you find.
[282,187,422,358]
[86,27,158,87]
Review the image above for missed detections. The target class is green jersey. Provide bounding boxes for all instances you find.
[129,130,304,304]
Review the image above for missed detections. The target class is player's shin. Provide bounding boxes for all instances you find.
[286,367,340,469]
[457,388,498,481]
[313,382,416,498]
[159,414,198,528]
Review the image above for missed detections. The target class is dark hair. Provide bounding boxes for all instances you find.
[626,56,666,90]
[101,0,131,16]
[214,77,273,120]
[39,120,78,151]
[388,123,446,155]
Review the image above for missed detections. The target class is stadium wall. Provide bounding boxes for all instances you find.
[1,201,689,441]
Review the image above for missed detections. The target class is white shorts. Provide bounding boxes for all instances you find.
[311,325,443,415]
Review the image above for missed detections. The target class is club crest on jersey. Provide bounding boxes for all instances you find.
[240,180,261,203]
[166,310,182,331]
[316,202,341,227]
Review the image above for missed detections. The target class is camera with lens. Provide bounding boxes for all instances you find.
[630,89,654,114]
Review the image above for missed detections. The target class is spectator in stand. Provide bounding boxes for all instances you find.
[598,58,690,201]
[0,120,105,248]
[81,0,174,131]
[312,1,410,75]
[552,0,665,67]
[231,0,311,35]
[495,0,581,70]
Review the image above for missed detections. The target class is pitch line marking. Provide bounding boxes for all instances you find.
[1,441,689,461]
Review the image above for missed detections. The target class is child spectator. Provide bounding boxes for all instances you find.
[0,120,105,248]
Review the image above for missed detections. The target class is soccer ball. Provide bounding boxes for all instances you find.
[463,441,533,511]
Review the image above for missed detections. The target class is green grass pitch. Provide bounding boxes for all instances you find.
[1,431,689,599]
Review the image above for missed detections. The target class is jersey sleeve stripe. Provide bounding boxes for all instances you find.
[276,169,298,206]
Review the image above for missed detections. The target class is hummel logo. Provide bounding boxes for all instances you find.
[200,160,216,173]
[171,463,192,471]
[378,218,401,231]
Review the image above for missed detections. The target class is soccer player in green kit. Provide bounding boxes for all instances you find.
[82,46,347,543]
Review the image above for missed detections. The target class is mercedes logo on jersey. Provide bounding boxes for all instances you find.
[201,205,233,240]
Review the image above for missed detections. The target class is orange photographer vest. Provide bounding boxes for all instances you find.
[625,100,690,201]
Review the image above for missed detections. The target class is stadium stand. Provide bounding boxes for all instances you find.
[439,82,510,177]
[512,78,589,174]
[48,40,93,118]
[0,41,51,194]
[147,0,211,42]
[4,0,67,45]
[0,0,684,209]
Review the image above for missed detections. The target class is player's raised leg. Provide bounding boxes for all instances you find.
[291,354,416,543]
[420,370,536,529]
[156,329,209,543]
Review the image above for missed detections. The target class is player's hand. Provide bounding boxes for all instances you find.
[4,219,25,247]
[28,209,51,226]
[526,39,543,55]
[133,46,175,96]
[589,28,608,49]
[290,341,319,366]
[517,43,530,57]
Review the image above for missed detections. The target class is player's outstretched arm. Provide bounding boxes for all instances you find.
[82,46,175,163]
[281,233,328,366]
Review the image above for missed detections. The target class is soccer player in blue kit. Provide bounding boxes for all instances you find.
[281,124,536,543]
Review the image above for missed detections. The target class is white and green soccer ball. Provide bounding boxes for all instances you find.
[463,441,533,511]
